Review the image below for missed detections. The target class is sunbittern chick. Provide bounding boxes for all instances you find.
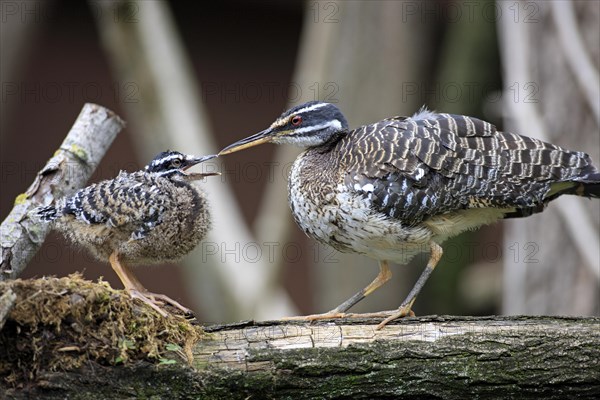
[36,151,217,317]
[220,101,600,329]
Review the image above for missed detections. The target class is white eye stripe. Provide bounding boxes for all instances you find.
[152,154,183,166]
[272,103,331,128]
[293,102,330,115]
[271,118,288,129]
[291,119,342,135]
[155,169,180,176]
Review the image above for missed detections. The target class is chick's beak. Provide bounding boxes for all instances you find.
[219,128,275,155]
[183,154,217,169]
[182,154,220,179]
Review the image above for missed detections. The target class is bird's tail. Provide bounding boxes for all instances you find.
[575,172,600,198]
[36,205,60,221]
[550,171,600,200]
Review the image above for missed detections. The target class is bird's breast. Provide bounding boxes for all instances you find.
[118,177,210,264]
[156,180,210,241]
[288,152,430,263]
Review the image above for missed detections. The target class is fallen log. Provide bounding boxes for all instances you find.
[1,276,598,399]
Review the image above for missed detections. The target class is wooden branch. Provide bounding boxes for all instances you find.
[0,104,125,281]
[195,317,600,398]
[1,277,598,399]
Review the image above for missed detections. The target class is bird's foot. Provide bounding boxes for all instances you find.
[147,292,193,315]
[320,307,415,330]
[281,306,415,328]
[128,289,168,317]
[368,305,415,330]
[128,289,192,317]
[281,306,416,325]
[281,309,347,322]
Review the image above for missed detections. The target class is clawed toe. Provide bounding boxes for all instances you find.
[281,310,347,322]
[127,289,192,317]
[146,292,192,315]
[281,308,416,326]
[128,289,168,317]
[280,307,415,329]
[375,305,414,330]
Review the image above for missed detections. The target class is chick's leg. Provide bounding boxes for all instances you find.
[109,251,191,317]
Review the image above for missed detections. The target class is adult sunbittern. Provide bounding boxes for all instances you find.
[37,151,218,317]
[219,101,599,329]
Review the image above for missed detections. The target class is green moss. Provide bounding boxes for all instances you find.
[0,274,204,385]
[67,144,89,162]
[14,193,28,205]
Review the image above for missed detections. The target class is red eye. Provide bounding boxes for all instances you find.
[291,115,302,126]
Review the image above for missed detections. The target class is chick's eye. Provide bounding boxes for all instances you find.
[172,159,182,167]
[291,115,302,126]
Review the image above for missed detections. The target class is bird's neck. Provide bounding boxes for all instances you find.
[313,130,348,154]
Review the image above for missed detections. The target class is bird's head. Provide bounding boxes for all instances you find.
[145,151,218,180]
[219,101,349,155]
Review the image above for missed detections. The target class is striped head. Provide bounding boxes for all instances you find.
[145,151,216,178]
[219,101,349,154]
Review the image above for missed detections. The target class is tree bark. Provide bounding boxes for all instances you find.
[0,104,125,281]
[2,276,599,399]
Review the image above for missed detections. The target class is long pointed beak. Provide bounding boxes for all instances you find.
[182,154,220,179]
[219,128,275,155]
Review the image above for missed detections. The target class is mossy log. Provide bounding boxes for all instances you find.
[1,276,599,399]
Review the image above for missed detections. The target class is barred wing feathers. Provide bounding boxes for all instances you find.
[343,111,597,226]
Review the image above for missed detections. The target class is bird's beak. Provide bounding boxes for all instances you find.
[183,154,217,169]
[182,154,220,179]
[218,128,275,155]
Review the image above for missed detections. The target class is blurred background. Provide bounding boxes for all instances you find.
[1,0,598,324]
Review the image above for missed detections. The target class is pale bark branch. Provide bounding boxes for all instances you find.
[0,104,125,281]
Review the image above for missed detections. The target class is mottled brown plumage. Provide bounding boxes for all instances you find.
[37,151,217,317]
[220,101,599,328]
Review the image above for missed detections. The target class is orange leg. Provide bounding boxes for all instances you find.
[109,251,192,317]
[282,242,442,330]
[373,241,443,330]
[283,260,393,322]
